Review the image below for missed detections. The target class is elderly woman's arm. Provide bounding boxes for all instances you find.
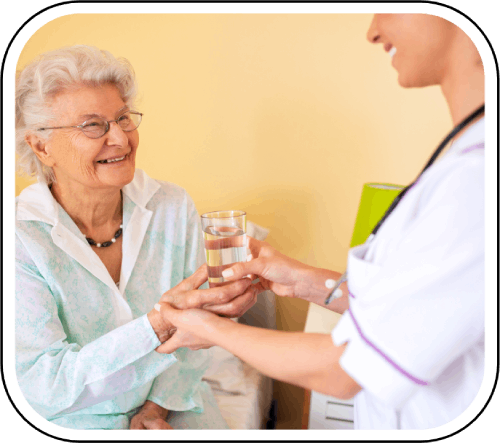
[15,254,186,420]
[16,258,255,421]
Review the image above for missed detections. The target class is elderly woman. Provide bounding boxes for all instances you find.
[15,45,257,430]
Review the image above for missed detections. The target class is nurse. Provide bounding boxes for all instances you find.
[155,14,485,430]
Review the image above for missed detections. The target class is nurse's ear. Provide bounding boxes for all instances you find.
[25,132,56,167]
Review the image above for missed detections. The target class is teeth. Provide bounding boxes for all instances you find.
[389,47,397,58]
[98,156,126,164]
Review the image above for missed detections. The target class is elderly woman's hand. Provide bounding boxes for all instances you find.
[129,400,173,429]
[160,263,258,318]
[147,263,259,346]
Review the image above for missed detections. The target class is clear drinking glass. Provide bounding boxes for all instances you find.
[201,210,247,287]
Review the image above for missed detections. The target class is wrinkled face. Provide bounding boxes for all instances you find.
[42,84,139,191]
[367,14,457,88]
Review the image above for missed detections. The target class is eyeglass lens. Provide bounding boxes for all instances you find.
[81,112,142,138]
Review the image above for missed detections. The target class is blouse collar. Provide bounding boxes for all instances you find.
[16,169,160,225]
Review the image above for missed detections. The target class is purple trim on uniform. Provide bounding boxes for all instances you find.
[461,143,484,154]
[347,309,429,386]
[341,141,484,386]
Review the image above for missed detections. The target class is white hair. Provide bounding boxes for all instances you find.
[15,45,138,184]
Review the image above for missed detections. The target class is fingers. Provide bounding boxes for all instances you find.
[145,418,174,431]
[169,277,253,310]
[130,416,173,429]
[155,327,214,354]
[129,418,146,429]
[251,280,267,294]
[155,302,216,334]
[155,332,181,354]
[160,265,209,306]
[176,263,209,291]
[221,257,267,282]
[204,284,258,318]
[246,235,263,257]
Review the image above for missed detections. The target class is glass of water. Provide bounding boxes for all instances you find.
[201,210,247,287]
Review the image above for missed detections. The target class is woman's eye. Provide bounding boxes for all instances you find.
[83,121,103,128]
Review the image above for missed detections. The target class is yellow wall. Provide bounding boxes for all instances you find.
[15,13,452,428]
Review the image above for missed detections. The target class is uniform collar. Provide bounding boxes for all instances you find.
[448,117,485,155]
[16,169,160,225]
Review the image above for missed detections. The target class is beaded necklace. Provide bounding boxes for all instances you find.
[49,184,123,248]
[86,225,123,248]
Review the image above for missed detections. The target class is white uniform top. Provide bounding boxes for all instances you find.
[332,119,485,430]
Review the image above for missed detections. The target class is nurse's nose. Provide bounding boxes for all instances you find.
[366,14,381,44]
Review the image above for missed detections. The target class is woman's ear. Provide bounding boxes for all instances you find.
[25,133,55,167]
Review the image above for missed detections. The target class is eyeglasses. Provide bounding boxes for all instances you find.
[37,110,143,139]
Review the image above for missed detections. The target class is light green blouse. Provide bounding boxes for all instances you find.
[15,169,225,429]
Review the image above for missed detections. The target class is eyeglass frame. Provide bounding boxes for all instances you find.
[37,110,143,139]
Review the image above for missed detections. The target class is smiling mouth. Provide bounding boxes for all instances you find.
[97,155,126,164]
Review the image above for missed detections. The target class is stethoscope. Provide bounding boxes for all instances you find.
[324,103,485,305]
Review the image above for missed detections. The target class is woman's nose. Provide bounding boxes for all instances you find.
[105,121,129,146]
[366,15,381,44]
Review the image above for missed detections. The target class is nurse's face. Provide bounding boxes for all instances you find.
[366,14,457,88]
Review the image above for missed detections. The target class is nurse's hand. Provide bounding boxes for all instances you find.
[154,303,219,354]
[220,236,317,299]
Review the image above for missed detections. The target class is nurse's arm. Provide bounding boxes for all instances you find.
[222,236,350,315]
[156,304,361,400]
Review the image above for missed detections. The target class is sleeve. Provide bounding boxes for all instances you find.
[15,251,178,419]
[332,157,484,409]
[183,192,206,279]
[146,347,210,413]
[146,190,210,411]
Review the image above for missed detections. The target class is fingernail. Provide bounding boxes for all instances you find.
[222,269,234,278]
[325,279,336,289]
[154,303,161,312]
[247,254,253,262]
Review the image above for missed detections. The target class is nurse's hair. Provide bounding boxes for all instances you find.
[15,45,138,184]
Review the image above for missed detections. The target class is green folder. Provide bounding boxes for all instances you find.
[350,183,404,248]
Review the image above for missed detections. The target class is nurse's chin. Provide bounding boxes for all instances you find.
[396,69,441,89]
